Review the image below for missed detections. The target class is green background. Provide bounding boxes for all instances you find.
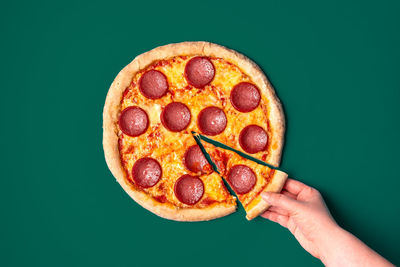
[1,0,399,266]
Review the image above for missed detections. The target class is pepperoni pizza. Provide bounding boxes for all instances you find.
[103,42,286,221]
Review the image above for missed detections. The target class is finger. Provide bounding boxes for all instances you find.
[268,206,290,216]
[282,190,297,200]
[261,192,300,213]
[261,211,289,228]
[284,178,309,195]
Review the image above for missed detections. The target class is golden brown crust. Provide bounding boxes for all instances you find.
[118,175,236,221]
[103,41,285,221]
[245,170,288,220]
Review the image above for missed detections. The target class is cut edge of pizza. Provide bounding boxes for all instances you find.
[199,141,288,220]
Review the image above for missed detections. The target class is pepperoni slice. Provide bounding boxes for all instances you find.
[183,145,211,173]
[184,57,215,88]
[139,70,169,99]
[227,165,257,194]
[131,157,162,188]
[174,175,204,205]
[230,82,261,112]
[119,106,149,137]
[239,125,268,154]
[161,102,191,132]
[197,106,227,136]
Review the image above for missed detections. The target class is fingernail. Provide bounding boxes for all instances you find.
[261,192,270,201]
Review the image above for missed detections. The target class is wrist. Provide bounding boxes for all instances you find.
[316,225,394,267]
[318,223,366,267]
[314,221,344,264]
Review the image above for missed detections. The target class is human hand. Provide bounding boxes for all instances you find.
[261,178,338,259]
[261,178,394,267]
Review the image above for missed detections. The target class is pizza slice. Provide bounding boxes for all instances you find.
[200,141,288,220]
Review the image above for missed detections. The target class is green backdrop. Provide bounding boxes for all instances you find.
[1,0,399,266]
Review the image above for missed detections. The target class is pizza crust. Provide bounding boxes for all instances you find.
[103,41,285,221]
[119,173,236,221]
[245,170,288,220]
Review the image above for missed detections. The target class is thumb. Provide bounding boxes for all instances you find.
[261,192,300,213]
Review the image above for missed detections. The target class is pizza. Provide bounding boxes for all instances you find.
[103,41,286,221]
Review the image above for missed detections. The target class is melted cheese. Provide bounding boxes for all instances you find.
[119,56,272,208]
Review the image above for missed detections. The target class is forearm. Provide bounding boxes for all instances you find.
[318,225,394,267]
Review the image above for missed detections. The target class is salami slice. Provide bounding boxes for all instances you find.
[197,106,227,136]
[139,70,169,99]
[174,175,204,205]
[227,165,256,194]
[230,82,261,112]
[119,106,149,137]
[183,145,211,173]
[184,56,215,88]
[161,102,191,132]
[239,125,268,154]
[131,157,162,188]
